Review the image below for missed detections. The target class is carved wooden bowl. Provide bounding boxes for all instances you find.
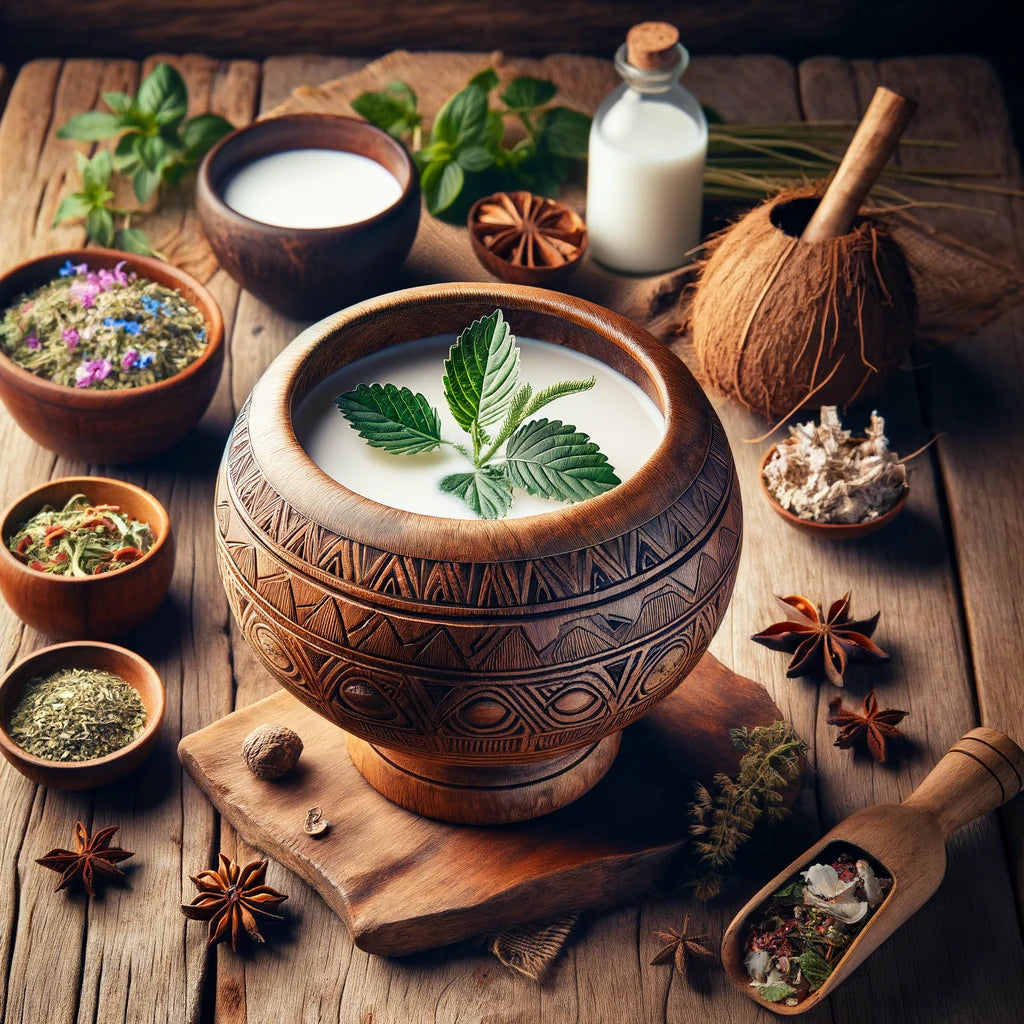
[215,284,742,824]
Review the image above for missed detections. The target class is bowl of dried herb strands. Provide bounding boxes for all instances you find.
[0,476,175,639]
[0,640,164,789]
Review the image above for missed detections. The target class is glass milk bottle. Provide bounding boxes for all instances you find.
[586,22,707,274]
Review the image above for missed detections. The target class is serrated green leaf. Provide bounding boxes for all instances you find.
[456,144,494,172]
[443,309,520,432]
[755,983,797,1004]
[500,76,558,112]
[795,950,833,992]
[432,83,487,148]
[86,206,115,247]
[334,383,443,455]
[136,63,188,127]
[52,192,94,226]
[423,159,464,215]
[56,111,123,141]
[505,418,619,502]
[440,467,512,519]
[467,68,499,92]
[115,226,156,255]
[539,106,591,159]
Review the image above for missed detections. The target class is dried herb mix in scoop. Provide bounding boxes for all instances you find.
[8,666,147,761]
[0,259,207,389]
[743,847,891,1006]
[8,492,153,576]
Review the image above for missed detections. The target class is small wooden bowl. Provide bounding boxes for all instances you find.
[759,444,909,540]
[0,641,165,789]
[468,191,587,286]
[0,476,175,640]
[0,248,224,463]
[197,113,421,318]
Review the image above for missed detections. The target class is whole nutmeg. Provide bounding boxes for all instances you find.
[241,723,303,779]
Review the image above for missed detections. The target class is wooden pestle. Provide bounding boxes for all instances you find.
[800,86,917,244]
[720,726,1024,1015]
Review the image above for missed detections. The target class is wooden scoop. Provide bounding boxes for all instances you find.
[721,727,1024,1014]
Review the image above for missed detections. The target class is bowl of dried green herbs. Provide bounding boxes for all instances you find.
[0,248,223,462]
[0,640,165,789]
[0,476,174,640]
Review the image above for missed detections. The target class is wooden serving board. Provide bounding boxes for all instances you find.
[178,651,794,956]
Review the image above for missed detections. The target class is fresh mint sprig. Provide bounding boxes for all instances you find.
[54,63,235,254]
[334,309,619,519]
[352,72,590,217]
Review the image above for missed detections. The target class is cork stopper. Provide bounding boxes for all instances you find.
[625,22,680,71]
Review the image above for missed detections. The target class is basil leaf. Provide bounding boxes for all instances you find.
[334,383,443,455]
[539,107,591,159]
[423,159,464,215]
[500,76,557,112]
[182,113,234,161]
[440,467,512,519]
[86,206,115,247]
[115,226,157,255]
[57,111,123,141]
[432,83,487,148]
[456,144,495,173]
[52,192,94,226]
[102,90,136,116]
[443,309,520,431]
[113,133,144,174]
[132,166,163,203]
[467,68,499,93]
[136,63,188,128]
[795,950,833,992]
[79,150,113,192]
[505,418,620,502]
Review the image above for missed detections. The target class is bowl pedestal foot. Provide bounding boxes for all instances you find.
[345,733,622,825]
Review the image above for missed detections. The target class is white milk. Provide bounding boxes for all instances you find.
[222,149,402,229]
[294,335,665,520]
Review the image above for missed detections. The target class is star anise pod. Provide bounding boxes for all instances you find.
[650,916,714,977]
[751,592,889,686]
[827,690,909,763]
[36,822,133,896]
[181,854,287,952]
[470,191,586,270]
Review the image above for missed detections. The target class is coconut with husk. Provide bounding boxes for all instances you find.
[691,87,919,421]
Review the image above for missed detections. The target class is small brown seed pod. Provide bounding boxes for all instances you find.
[241,723,303,779]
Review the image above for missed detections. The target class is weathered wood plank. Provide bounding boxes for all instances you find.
[0,56,261,1024]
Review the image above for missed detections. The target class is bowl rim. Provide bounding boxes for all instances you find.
[197,111,419,238]
[759,442,910,533]
[0,640,165,773]
[0,247,225,408]
[0,475,172,586]
[243,282,719,562]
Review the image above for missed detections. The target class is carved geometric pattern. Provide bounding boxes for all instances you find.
[216,394,743,762]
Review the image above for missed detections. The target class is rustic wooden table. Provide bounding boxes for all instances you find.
[0,52,1022,1024]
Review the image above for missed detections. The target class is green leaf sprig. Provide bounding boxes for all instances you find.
[353,71,590,217]
[53,63,235,254]
[334,309,619,519]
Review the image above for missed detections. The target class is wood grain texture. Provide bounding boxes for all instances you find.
[179,653,788,955]
[0,49,1022,1024]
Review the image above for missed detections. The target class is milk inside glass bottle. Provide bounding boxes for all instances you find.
[586,22,707,274]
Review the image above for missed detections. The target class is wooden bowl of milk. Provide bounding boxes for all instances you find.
[196,113,420,318]
[215,283,742,824]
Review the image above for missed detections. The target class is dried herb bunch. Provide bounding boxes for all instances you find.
[689,721,807,901]
[0,259,208,390]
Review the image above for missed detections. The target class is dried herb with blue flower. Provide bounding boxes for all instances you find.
[0,260,207,389]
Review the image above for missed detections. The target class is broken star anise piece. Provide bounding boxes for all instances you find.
[828,690,909,763]
[751,592,889,686]
[650,915,714,977]
[181,853,288,952]
[469,190,586,285]
[36,821,134,897]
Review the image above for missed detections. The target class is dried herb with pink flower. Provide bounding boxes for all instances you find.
[0,260,207,389]
[743,846,891,1006]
